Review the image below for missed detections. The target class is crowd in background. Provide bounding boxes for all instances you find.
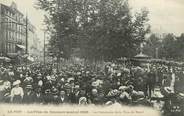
[0,59,183,111]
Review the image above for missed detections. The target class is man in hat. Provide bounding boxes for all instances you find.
[43,89,52,104]
[0,80,11,103]
[58,90,69,104]
[146,71,156,98]
[23,85,35,104]
[23,76,33,87]
[0,64,5,80]
[51,87,59,104]
[68,84,80,104]
[34,73,42,83]
[33,87,44,104]
[89,88,104,105]
[7,64,15,82]
[50,74,57,86]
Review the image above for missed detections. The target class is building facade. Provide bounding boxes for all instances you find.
[0,2,39,62]
[0,2,26,58]
[28,23,41,61]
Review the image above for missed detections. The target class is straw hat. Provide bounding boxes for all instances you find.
[91,81,99,87]
[77,72,81,75]
[105,101,114,105]
[107,89,120,97]
[119,92,129,99]
[0,80,3,85]
[38,73,42,76]
[164,87,173,94]
[119,86,128,91]
[128,85,134,90]
[79,97,87,104]
[179,93,184,97]
[13,80,21,86]
[38,80,43,86]
[74,85,80,89]
[92,89,98,94]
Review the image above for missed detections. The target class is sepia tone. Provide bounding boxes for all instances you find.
[0,0,184,116]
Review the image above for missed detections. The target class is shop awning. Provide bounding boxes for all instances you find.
[7,53,18,58]
[16,44,26,50]
[0,56,11,62]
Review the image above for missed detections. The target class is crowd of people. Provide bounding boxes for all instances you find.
[0,59,183,111]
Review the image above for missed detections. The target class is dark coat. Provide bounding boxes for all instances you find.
[43,93,53,104]
[33,93,44,103]
[57,95,69,104]
[23,91,35,104]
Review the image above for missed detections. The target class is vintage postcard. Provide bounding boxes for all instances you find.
[0,0,184,116]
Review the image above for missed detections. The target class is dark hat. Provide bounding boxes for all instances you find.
[64,83,71,89]
[67,78,74,83]
[128,85,134,90]
[51,88,59,95]
[45,89,51,94]
[35,87,42,92]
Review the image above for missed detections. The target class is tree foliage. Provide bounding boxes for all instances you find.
[36,0,150,61]
[144,33,184,61]
[143,34,162,58]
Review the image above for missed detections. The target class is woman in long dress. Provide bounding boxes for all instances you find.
[10,80,24,103]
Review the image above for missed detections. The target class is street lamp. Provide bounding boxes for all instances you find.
[44,31,46,66]
[43,30,49,66]
[155,47,159,84]
[155,48,158,59]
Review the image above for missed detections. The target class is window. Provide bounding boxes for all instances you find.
[5,43,7,52]
[7,30,9,40]
[13,44,15,52]
[1,8,4,15]
[9,32,11,40]
[15,32,17,42]
[11,44,13,53]
[8,43,10,53]
[12,32,14,41]
[10,44,12,53]
[9,32,12,40]
[15,24,17,31]
[6,30,8,39]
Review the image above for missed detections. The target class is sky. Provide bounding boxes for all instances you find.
[129,0,184,36]
[1,0,184,44]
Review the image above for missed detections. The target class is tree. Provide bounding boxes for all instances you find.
[160,33,177,60]
[143,33,184,61]
[77,0,150,60]
[36,0,150,61]
[143,34,162,58]
[174,33,184,60]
